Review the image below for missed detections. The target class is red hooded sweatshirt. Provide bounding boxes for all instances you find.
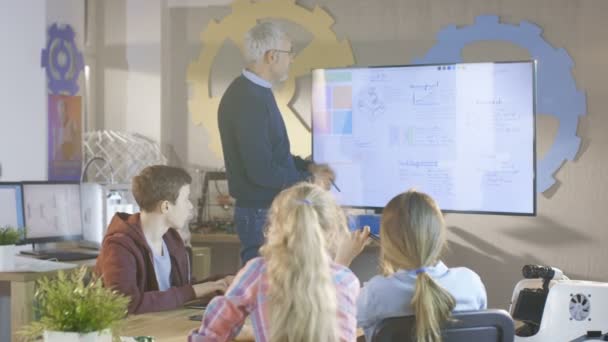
[95,212,196,314]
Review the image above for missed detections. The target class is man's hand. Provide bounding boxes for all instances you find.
[308,163,335,190]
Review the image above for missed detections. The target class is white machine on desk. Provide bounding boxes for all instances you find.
[510,265,608,342]
[80,183,139,247]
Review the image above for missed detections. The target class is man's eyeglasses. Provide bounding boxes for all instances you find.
[271,49,296,58]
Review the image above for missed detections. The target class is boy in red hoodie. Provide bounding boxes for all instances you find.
[96,165,232,314]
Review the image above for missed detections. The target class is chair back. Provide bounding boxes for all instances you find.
[371,309,515,342]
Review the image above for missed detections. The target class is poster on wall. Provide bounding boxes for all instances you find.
[48,95,82,181]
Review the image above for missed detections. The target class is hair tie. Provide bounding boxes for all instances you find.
[296,199,313,206]
[410,267,429,276]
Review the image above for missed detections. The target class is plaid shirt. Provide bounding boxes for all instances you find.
[188,257,360,342]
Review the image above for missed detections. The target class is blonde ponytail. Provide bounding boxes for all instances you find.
[411,272,456,342]
[260,183,346,342]
[380,190,456,342]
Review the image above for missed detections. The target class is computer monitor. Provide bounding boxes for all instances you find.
[0,182,25,232]
[103,183,138,229]
[80,182,104,247]
[312,61,536,215]
[22,181,83,243]
[79,183,138,247]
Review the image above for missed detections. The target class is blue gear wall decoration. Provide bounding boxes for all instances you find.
[413,15,586,193]
[41,23,84,95]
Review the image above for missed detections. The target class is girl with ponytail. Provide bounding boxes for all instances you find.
[345,190,487,341]
[189,183,362,342]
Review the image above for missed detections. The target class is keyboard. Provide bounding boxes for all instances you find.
[22,250,99,262]
[189,314,203,322]
[184,298,209,310]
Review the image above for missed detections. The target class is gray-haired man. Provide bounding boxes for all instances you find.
[217,22,333,265]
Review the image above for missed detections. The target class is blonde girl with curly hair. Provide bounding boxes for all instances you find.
[189,182,369,342]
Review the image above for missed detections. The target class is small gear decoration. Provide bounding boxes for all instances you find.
[41,23,84,95]
[188,0,355,159]
[413,15,587,193]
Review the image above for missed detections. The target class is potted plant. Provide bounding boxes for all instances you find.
[0,225,22,271]
[19,266,130,342]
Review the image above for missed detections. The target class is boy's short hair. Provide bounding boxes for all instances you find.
[132,165,192,212]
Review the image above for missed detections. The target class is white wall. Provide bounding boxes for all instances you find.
[0,2,84,339]
[0,0,85,182]
[0,1,47,181]
[47,0,85,37]
[101,0,163,143]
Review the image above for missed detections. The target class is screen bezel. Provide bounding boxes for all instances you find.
[21,180,83,243]
[311,60,537,216]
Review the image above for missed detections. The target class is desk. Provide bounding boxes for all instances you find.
[190,233,241,275]
[190,233,240,244]
[122,308,254,342]
[190,232,379,276]
[0,257,96,342]
[122,308,362,341]
[122,308,201,342]
[190,232,380,248]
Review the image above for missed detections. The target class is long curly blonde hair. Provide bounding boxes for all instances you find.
[260,183,347,342]
[380,190,456,342]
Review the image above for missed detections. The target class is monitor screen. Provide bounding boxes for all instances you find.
[312,61,536,215]
[0,183,25,229]
[22,182,83,242]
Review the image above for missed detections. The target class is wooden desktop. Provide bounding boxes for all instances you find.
[121,307,363,341]
[122,308,256,341]
[2,234,369,342]
[0,256,96,342]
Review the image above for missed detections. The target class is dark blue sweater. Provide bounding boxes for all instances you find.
[218,75,311,208]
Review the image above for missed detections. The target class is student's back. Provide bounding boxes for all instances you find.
[357,261,486,339]
[342,190,488,342]
[190,183,361,342]
[198,257,359,341]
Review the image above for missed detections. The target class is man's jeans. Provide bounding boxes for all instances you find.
[234,207,268,265]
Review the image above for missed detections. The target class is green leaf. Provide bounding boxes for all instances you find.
[18,266,130,341]
[0,225,22,245]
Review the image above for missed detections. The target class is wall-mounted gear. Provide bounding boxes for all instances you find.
[413,15,586,193]
[41,23,84,95]
[188,0,354,159]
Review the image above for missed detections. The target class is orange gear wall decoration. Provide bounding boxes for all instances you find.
[187,0,355,159]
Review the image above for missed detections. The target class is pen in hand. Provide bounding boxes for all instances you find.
[330,179,341,192]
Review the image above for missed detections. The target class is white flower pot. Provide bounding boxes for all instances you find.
[0,244,16,271]
[43,330,112,342]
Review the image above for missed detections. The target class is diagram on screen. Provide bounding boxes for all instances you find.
[27,196,59,234]
[411,81,440,106]
[357,86,385,121]
[23,186,81,238]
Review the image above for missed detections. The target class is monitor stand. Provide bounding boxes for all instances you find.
[19,242,98,256]
[19,242,98,261]
[19,242,55,256]
[77,240,101,251]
